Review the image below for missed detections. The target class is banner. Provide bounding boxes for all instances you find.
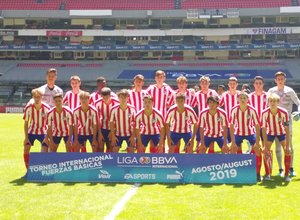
[0,43,300,51]
[0,106,24,113]
[118,69,291,80]
[246,27,292,35]
[27,153,257,184]
[46,30,83,37]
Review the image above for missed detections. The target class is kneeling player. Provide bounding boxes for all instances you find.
[262,93,291,182]
[198,96,229,154]
[135,95,165,153]
[230,91,262,181]
[73,92,98,152]
[47,93,73,152]
[109,89,136,153]
[166,93,198,153]
[23,88,50,170]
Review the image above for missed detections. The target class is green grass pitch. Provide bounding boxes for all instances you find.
[1,114,300,219]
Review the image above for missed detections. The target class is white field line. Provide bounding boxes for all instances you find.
[104,183,141,220]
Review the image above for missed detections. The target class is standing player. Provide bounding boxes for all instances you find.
[261,93,291,181]
[217,84,225,96]
[229,92,262,181]
[38,68,63,108]
[89,77,117,106]
[23,88,50,170]
[47,93,73,152]
[135,95,165,153]
[165,93,198,154]
[146,70,174,153]
[109,89,136,153]
[191,76,218,153]
[128,74,149,112]
[63,75,82,110]
[198,96,229,154]
[63,75,87,152]
[94,87,119,152]
[73,92,98,152]
[268,71,300,177]
[249,76,268,120]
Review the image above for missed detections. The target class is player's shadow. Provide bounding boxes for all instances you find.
[10,177,28,186]
[258,176,291,188]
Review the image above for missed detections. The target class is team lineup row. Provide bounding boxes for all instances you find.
[23,69,300,182]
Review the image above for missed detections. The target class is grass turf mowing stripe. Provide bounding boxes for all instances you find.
[104,183,140,220]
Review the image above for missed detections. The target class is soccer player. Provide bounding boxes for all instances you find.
[38,68,63,108]
[146,70,174,153]
[89,77,117,106]
[198,96,229,154]
[73,92,98,152]
[128,74,149,112]
[23,88,50,170]
[135,95,165,153]
[63,75,82,110]
[217,84,225,96]
[94,87,119,152]
[220,77,240,146]
[191,76,218,153]
[47,93,73,152]
[109,89,136,153]
[261,93,291,182]
[229,92,262,181]
[249,76,268,119]
[268,71,300,177]
[169,75,196,153]
[165,93,198,154]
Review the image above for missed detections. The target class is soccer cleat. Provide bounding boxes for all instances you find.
[278,169,284,178]
[256,174,261,182]
[263,175,272,181]
[284,176,291,182]
[289,168,297,177]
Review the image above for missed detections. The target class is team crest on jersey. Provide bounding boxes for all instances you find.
[185,116,189,121]
[62,116,67,121]
[152,118,157,123]
[128,113,132,117]
[217,117,222,122]
[41,113,46,118]
[247,114,251,119]
[278,117,282,122]
[88,115,93,119]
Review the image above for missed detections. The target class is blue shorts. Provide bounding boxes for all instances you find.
[170,132,191,145]
[27,134,48,147]
[204,136,225,149]
[101,128,110,143]
[116,136,131,147]
[53,136,69,145]
[267,134,286,142]
[234,134,256,147]
[78,135,93,145]
[141,134,160,147]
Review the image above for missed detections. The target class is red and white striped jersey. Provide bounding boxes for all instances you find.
[199,107,228,138]
[23,103,50,135]
[95,97,119,130]
[89,91,117,106]
[165,104,198,133]
[63,90,81,110]
[146,84,174,117]
[128,89,149,112]
[249,91,268,119]
[47,106,73,137]
[135,108,164,135]
[192,89,219,116]
[220,91,240,119]
[109,104,136,137]
[230,104,260,136]
[170,89,196,107]
[261,107,289,136]
[73,105,98,135]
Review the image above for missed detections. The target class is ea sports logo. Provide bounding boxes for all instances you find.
[139,156,151,164]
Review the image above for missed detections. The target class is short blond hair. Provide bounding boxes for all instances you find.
[70,75,81,82]
[31,88,42,96]
[176,75,187,83]
[79,91,90,99]
[199,76,210,82]
[268,93,280,102]
[155,70,165,77]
